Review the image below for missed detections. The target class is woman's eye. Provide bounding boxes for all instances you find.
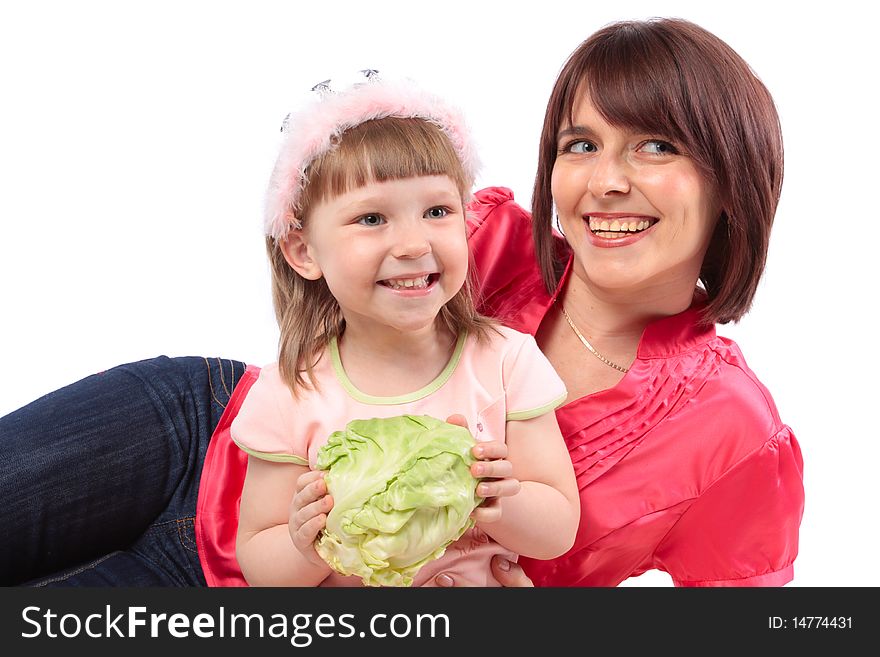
[357,214,385,226]
[425,206,449,219]
[563,140,597,154]
[639,140,678,155]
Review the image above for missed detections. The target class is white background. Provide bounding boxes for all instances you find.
[1,0,876,586]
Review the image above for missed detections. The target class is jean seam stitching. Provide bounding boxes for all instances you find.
[30,552,117,586]
[177,518,198,554]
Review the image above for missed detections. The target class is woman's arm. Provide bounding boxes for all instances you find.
[653,425,803,586]
[476,411,580,559]
[236,456,333,586]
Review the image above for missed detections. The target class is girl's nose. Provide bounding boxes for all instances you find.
[391,221,431,259]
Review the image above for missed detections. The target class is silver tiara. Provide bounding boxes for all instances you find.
[280,69,381,133]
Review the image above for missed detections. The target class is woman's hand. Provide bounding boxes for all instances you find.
[288,469,334,568]
[434,555,535,587]
[445,414,521,524]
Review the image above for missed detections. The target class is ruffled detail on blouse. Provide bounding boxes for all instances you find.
[557,324,723,490]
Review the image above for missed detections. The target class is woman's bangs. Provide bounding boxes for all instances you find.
[564,35,691,144]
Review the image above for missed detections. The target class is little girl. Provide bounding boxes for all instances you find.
[231,72,580,587]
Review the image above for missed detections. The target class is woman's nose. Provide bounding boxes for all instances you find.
[586,153,631,197]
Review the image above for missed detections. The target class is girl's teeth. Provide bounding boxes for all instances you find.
[385,276,430,289]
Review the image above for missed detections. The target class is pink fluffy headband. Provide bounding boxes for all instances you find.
[263,71,481,241]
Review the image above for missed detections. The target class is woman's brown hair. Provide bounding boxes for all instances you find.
[267,116,494,394]
[532,18,784,324]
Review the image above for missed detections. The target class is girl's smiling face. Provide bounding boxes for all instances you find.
[282,175,468,338]
[551,93,722,298]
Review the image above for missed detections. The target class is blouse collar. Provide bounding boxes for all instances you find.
[546,252,717,361]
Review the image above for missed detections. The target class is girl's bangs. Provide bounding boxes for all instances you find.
[302,118,470,214]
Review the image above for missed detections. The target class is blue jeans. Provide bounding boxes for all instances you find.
[0,356,247,586]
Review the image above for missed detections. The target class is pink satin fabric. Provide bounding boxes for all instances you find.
[195,365,258,587]
[196,186,804,587]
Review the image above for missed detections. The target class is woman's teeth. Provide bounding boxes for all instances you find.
[588,217,653,239]
[382,275,430,289]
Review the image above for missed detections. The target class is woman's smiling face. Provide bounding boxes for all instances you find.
[551,93,722,297]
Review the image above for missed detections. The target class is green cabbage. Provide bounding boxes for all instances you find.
[314,414,481,587]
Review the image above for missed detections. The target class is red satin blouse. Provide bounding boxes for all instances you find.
[195,186,804,587]
[466,187,804,586]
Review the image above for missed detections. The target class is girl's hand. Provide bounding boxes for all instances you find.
[470,439,521,523]
[445,414,521,524]
[289,469,334,567]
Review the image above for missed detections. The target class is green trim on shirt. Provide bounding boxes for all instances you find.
[506,391,568,421]
[233,439,309,466]
[329,332,468,405]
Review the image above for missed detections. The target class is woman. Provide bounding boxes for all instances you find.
[0,18,802,587]
[442,17,803,587]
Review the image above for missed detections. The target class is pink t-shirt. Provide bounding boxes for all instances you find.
[230,326,567,587]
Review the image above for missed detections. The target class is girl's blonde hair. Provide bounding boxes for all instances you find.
[267,116,495,394]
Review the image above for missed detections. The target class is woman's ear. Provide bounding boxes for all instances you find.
[279,229,323,280]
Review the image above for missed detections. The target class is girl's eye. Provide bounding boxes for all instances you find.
[562,140,597,154]
[639,139,678,155]
[357,214,385,226]
[424,206,449,219]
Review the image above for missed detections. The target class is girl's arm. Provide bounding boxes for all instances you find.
[475,411,580,560]
[236,456,333,586]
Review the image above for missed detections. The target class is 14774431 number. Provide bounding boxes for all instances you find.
[768,617,853,629]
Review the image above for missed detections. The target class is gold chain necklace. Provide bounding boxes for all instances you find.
[558,304,630,373]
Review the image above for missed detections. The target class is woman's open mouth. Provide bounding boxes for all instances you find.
[587,216,657,239]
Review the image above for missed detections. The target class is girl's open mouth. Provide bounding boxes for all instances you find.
[378,273,440,290]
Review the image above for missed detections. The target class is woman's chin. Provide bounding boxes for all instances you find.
[579,267,647,295]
